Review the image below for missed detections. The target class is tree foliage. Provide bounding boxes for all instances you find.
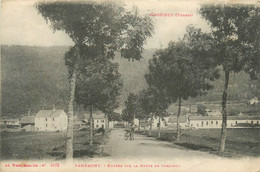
[35,2,154,61]
[149,40,217,102]
[199,4,259,78]
[74,57,123,113]
[123,93,139,123]
[197,104,207,116]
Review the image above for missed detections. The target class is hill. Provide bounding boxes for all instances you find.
[1,45,154,117]
[1,45,258,118]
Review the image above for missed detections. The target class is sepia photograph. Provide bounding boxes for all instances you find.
[1,0,260,171]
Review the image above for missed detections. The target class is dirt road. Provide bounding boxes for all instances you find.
[101,129,217,160]
[82,129,259,172]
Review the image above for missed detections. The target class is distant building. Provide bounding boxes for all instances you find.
[146,116,168,128]
[2,119,20,128]
[189,115,260,129]
[74,118,88,130]
[35,110,68,131]
[249,97,259,105]
[20,116,36,131]
[84,111,108,129]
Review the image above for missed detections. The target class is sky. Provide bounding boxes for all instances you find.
[1,0,211,49]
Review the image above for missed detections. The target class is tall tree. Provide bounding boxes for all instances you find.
[199,4,259,153]
[138,89,161,136]
[71,57,123,146]
[149,39,218,141]
[35,2,153,160]
[123,93,139,125]
[145,64,171,138]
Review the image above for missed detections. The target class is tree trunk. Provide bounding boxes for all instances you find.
[158,116,161,138]
[138,120,141,131]
[219,69,230,153]
[149,113,153,136]
[176,96,182,142]
[144,124,146,134]
[66,65,78,160]
[89,105,93,147]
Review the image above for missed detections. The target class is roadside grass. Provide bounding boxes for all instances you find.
[137,128,260,158]
[0,129,109,160]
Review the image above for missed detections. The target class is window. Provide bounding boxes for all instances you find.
[211,121,213,124]
[96,125,99,128]
[101,120,104,123]
[53,118,55,121]
[206,121,208,125]
[216,121,218,125]
[257,121,259,124]
[97,120,99,123]
[102,124,104,128]
[201,121,203,127]
[46,118,47,121]
[235,121,237,124]
[251,121,253,124]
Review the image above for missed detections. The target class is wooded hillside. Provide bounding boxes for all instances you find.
[1,45,258,117]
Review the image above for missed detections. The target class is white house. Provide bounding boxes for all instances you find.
[189,115,260,129]
[4,118,20,128]
[35,110,68,131]
[84,111,108,129]
[146,116,168,128]
[249,97,259,105]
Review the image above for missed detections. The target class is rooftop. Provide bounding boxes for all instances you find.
[36,110,65,118]
[189,115,260,121]
[20,116,35,124]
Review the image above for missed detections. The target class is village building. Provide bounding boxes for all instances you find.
[84,111,108,129]
[20,116,36,131]
[74,118,88,130]
[144,116,168,128]
[248,97,259,105]
[35,110,68,131]
[2,118,20,128]
[189,115,260,129]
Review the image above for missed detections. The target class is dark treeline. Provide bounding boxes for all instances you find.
[1,45,258,117]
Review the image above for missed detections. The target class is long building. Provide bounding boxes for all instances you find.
[188,115,260,129]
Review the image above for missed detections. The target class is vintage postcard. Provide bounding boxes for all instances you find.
[1,0,260,171]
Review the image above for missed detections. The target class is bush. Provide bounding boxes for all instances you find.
[97,127,105,134]
[228,108,239,116]
[197,104,206,116]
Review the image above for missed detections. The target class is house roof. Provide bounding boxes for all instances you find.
[168,115,187,123]
[36,110,65,118]
[20,116,35,124]
[189,116,260,121]
[3,119,19,122]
